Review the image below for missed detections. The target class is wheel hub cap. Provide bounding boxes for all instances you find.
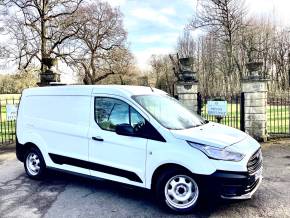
[165,175,199,210]
[176,185,187,195]
[26,153,40,176]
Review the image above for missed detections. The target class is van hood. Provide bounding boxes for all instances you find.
[170,122,248,149]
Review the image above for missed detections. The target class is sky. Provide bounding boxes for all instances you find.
[105,0,290,72]
[106,0,196,71]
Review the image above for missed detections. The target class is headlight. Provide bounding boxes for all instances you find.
[187,141,245,161]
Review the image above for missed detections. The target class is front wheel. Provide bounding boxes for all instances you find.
[24,147,46,180]
[155,169,200,213]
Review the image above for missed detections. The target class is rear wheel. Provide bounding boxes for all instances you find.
[24,147,46,180]
[155,169,200,213]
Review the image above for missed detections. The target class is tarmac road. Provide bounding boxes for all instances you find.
[0,139,290,218]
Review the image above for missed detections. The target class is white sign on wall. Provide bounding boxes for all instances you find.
[6,104,18,121]
[207,101,227,117]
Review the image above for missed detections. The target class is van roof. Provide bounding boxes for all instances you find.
[22,85,167,98]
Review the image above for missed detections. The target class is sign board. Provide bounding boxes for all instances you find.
[207,101,227,117]
[6,104,18,121]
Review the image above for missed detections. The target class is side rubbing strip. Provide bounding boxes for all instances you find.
[49,153,142,183]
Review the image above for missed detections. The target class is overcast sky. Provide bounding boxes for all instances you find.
[106,0,290,71]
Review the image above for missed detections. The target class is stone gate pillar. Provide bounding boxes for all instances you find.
[176,82,198,113]
[242,62,269,141]
[173,57,199,113]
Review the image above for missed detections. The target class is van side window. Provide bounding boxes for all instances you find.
[94,97,165,142]
[95,97,129,131]
[94,97,146,131]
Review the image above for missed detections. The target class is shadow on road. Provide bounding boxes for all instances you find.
[41,169,247,216]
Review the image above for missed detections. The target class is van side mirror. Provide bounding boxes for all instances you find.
[115,124,135,136]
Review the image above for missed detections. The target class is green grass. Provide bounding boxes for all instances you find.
[0,121,16,143]
[267,105,290,134]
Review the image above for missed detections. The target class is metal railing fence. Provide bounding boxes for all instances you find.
[267,92,290,138]
[197,93,244,130]
[0,95,21,145]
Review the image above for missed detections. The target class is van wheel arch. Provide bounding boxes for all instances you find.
[23,142,40,153]
[151,163,192,190]
[16,140,41,162]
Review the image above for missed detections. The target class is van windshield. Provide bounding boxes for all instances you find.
[133,94,206,130]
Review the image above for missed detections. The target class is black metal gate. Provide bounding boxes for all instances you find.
[0,97,20,145]
[197,93,245,130]
[267,91,290,138]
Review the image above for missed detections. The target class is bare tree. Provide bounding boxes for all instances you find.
[4,0,84,72]
[236,18,290,90]
[100,50,140,85]
[271,28,290,90]
[150,55,175,95]
[191,0,246,39]
[197,34,222,96]
[66,1,128,84]
[176,29,196,59]
[108,49,137,85]
[190,0,247,94]
[0,1,9,67]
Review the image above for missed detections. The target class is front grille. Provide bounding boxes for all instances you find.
[247,149,263,174]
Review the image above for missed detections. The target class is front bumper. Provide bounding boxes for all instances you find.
[202,168,262,199]
[221,176,262,199]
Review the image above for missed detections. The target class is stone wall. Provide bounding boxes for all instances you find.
[176,82,198,112]
[242,80,268,141]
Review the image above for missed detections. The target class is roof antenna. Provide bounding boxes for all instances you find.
[148,84,154,92]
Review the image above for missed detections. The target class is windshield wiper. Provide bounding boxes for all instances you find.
[192,124,202,128]
[192,120,209,128]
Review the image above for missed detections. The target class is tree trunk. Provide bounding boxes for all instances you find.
[119,75,124,85]
[40,0,48,74]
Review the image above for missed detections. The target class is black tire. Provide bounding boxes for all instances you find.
[24,147,46,180]
[154,169,200,213]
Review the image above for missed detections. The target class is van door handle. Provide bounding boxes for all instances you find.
[92,136,104,141]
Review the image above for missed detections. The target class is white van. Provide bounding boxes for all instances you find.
[16,85,263,213]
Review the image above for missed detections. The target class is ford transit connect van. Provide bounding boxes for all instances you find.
[16,85,263,213]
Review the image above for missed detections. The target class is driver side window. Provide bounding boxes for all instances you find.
[94,97,145,131]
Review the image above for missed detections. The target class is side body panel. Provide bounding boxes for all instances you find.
[17,94,91,175]
[145,138,217,189]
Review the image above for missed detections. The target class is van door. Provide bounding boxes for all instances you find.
[88,96,148,186]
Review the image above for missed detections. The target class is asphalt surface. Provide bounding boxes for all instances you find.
[0,140,290,218]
